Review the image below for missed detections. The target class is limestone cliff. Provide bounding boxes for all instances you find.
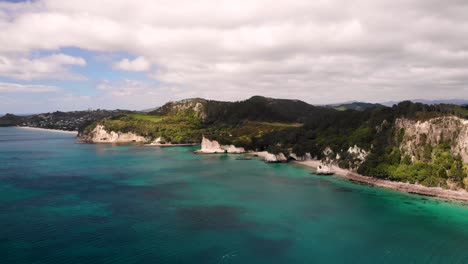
[196,136,245,154]
[78,125,150,143]
[320,145,369,171]
[395,116,468,163]
[289,152,312,161]
[254,151,288,163]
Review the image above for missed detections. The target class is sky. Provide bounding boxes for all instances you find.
[0,0,467,113]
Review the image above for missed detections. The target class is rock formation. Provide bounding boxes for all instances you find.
[196,136,245,154]
[395,116,468,163]
[316,163,334,175]
[77,125,150,143]
[254,151,287,163]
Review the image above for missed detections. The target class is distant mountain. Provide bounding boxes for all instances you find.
[382,99,468,107]
[326,102,384,111]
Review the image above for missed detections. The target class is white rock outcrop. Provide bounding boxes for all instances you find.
[316,162,334,175]
[255,151,287,163]
[222,144,246,154]
[347,145,369,162]
[78,125,150,143]
[197,136,245,154]
[395,116,468,163]
[289,152,312,161]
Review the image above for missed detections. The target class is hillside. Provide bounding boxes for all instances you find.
[0,110,132,131]
[327,102,383,111]
[9,95,466,191]
[79,96,311,145]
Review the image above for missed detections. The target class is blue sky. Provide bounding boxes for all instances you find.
[1,0,467,114]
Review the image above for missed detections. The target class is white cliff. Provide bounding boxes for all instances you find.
[395,116,468,163]
[78,125,150,143]
[289,152,312,161]
[347,145,369,161]
[347,145,369,168]
[197,136,245,154]
[316,162,334,175]
[254,151,287,163]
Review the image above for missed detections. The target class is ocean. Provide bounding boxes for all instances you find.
[1,127,468,263]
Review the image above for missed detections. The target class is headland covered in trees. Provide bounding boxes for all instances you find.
[2,96,468,201]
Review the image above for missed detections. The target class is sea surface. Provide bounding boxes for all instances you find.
[1,127,468,264]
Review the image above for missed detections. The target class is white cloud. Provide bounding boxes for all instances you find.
[112,56,151,72]
[0,82,60,92]
[0,53,86,80]
[0,0,468,105]
[97,79,157,97]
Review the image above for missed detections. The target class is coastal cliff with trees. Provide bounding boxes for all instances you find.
[2,96,467,191]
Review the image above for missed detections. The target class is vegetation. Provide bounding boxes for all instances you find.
[4,96,465,190]
[77,96,468,190]
[0,110,131,131]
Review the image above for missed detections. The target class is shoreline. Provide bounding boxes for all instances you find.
[196,150,468,202]
[15,126,78,135]
[291,160,468,203]
[144,143,199,147]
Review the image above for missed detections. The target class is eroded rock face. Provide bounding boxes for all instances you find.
[266,152,287,162]
[254,151,287,163]
[78,125,150,143]
[198,136,245,153]
[395,116,468,163]
[317,163,333,175]
[347,145,369,166]
[289,152,312,161]
[158,99,208,121]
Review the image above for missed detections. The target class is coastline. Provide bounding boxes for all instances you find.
[195,149,468,202]
[144,143,199,147]
[15,126,78,135]
[292,160,468,203]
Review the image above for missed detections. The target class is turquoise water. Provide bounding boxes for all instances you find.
[1,127,468,263]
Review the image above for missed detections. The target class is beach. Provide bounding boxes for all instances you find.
[292,160,468,203]
[144,143,199,147]
[15,126,78,135]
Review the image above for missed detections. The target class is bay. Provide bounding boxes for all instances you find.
[1,127,468,264]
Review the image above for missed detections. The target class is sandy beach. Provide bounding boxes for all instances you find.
[15,126,78,135]
[292,160,468,203]
[144,143,199,147]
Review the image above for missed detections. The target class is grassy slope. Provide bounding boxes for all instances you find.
[89,112,301,145]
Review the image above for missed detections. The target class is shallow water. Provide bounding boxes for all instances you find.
[1,127,468,264]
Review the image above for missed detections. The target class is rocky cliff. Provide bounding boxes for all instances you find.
[320,145,369,171]
[196,136,245,154]
[153,98,208,121]
[77,125,150,143]
[196,136,291,162]
[395,116,468,163]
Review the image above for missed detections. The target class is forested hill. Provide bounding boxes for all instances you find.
[0,110,132,131]
[2,96,468,190]
[150,96,328,124]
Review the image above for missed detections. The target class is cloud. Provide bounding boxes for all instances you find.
[97,79,163,97]
[0,53,86,80]
[112,56,151,72]
[0,82,60,92]
[0,0,468,106]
